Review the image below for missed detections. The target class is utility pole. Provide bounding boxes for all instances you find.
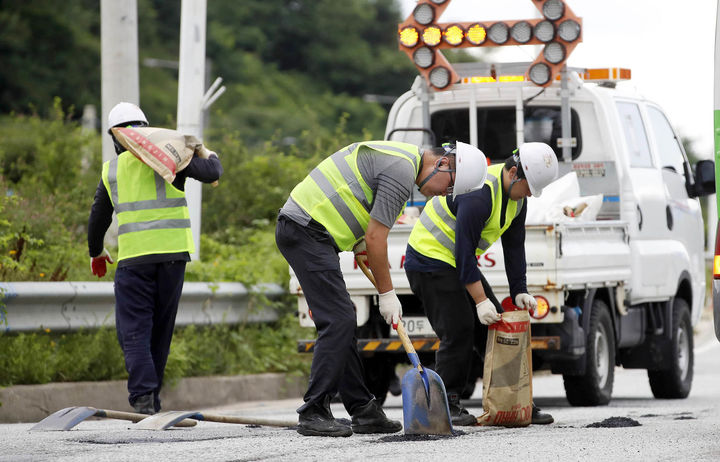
[176,0,225,260]
[100,0,140,164]
[100,0,140,246]
[177,0,207,261]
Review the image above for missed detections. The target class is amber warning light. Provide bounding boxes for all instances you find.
[398,0,583,90]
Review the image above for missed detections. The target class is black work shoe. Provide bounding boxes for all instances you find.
[447,393,476,426]
[531,404,554,425]
[298,398,353,437]
[351,399,402,434]
[132,394,155,415]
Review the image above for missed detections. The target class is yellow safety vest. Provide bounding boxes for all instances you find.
[407,164,524,267]
[290,141,421,251]
[101,151,194,261]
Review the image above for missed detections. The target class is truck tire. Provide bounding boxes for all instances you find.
[647,298,693,399]
[563,299,615,406]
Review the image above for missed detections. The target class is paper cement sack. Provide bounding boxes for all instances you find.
[477,309,533,427]
[111,126,204,183]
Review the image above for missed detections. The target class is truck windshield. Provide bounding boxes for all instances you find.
[431,106,581,163]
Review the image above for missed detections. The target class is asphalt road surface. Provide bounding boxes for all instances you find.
[2,317,719,461]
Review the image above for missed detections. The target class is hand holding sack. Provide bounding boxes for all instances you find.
[111,127,219,186]
[90,248,114,278]
[476,299,501,325]
[515,293,537,311]
[378,289,402,326]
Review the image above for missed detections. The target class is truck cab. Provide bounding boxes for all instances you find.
[294,62,715,405]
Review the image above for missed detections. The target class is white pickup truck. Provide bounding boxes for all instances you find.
[293,62,715,406]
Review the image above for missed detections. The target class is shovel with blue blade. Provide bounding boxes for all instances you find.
[356,255,453,435]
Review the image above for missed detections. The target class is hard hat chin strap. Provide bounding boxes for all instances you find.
[417,155,455,190]
[508,177,523,198]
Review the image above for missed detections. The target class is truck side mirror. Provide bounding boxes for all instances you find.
[691,159,715,197]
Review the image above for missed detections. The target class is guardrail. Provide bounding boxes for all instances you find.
[0,281,284,332]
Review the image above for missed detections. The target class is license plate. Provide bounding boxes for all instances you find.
[390,316,436,337]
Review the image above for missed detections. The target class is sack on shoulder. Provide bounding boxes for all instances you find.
[476,309,533,427]
[111,126,205,183]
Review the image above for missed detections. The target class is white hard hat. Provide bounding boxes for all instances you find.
[453,141,488,199]
[518,142,559,197]
[107,102,148,133]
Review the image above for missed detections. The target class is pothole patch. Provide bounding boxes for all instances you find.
[586,417,641,428]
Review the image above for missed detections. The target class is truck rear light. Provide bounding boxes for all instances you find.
[531,296,550,319]
[499,295,550,319]
[714,221,720,279]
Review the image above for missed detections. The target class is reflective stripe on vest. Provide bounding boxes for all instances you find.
[408,164,524,267]
[102,152,194,261]
[290,141,421,251]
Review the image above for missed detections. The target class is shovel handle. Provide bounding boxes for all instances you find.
[395,321,423,372]
[95,409,197,427]
[194,412,296,427]
[355,254,376,288]
[355,255,422,372]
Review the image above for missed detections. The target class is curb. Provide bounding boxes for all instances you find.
[0,373,306,423]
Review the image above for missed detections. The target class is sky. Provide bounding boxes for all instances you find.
[398,0,718,158]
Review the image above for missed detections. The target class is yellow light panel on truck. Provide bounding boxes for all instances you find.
[714,255,720,279]
[460,67,631,86]
[466,24,487,45]
[397,0,583,90]
[399,27,419,47]
[422,26,442,46]
[444,25,464,46]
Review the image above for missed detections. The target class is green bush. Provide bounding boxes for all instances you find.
[0,313,315,387]
[0,101,100,282]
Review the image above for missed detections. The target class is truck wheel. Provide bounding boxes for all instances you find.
[563,299,615,406]
[647,298,693,399]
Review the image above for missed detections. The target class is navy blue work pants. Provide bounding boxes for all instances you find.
[114,261,186,410]
[405,268,502,397]
[275,215,373,416]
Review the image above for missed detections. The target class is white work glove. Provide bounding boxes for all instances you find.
[90,248,114,278]
[476,299,501,325]
[515,293,537,311]
[197,145,218,159]
[378,289,402,326]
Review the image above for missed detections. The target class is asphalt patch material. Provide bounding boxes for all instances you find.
[586,417,641,428]
[375,430,465,442]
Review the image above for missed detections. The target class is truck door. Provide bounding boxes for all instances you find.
[645,105,705,315]
[616,101,670,300]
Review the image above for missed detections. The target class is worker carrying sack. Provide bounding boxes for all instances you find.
[476,309,533,427]
[111,126,217,184]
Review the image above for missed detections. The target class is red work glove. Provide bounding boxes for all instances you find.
[90,248,114,278]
